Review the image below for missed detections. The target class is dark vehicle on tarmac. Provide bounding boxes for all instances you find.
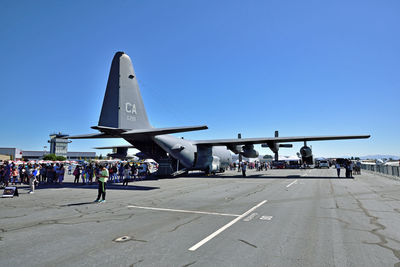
[271,160,286,169]
[286,161,301,169]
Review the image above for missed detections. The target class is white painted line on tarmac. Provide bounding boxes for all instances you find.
[286,179,298,188]
[126,205,240,217]
[260,215,273,221]
[188,200,267,251]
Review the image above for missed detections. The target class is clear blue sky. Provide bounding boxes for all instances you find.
[1,0,399,158]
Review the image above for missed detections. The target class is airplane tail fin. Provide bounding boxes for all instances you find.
[98,52,152,130]
[66,52,208,140]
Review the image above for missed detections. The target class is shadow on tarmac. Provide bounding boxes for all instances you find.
[62,201,95,206]
[24,182,160,192]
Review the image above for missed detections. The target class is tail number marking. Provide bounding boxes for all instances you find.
[127,115,136,121]
[126,102,137,121]
[126,103,137,114]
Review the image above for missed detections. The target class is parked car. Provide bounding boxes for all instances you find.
[319,160,330,168]
[271,161,286,169]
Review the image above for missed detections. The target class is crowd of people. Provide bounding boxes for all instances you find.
[71,162,149,186]
[334,160,362,178]
[0,161,152,194]
[229,159,363,178]
[230,161,270,172]
[0,161,66,193]
[228,161,270,177]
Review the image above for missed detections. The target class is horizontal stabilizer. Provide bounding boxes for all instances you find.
[122,125,208,136]
[91,126,128,134]
[66,133,120,139]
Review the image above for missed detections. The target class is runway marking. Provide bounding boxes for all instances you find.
[126,205,240,217]
[260,215,273,221]
[243,212,258,222]
[286,179,298,188]
[188,200,267,251]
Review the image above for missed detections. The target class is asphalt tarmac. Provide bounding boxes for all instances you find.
[1,168,400,267]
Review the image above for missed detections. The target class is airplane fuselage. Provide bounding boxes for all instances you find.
[127,134,232,173]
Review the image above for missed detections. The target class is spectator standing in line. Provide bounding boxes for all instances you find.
[335,162,341,178]
[112,165,118,182]
[4,161,11,187]
[356,161,362,175]
[81,167,86,185]
[28,165,36,194]
[46,165,52,183]
[40,164,47,184]
[73,165,80,184]
[241,162,247,177]
[141,163,148,180]
[94,165,109,203]
[54,164,60,184]
[94,164,100,182]
[58,164,65,184]
[119,164,124,183]
[34,165,41,188]
[11,167,19,185]
[122,164,130,186]
[344,161,349,178]
[130,163,136,181]
[87,165,93,184]
[108,165,114,183]
[349,161,354,178]
[20,166,26,184]
[0,165,5,186]
[54,164,59,183]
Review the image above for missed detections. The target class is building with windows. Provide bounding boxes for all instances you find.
[0,132,96,162]
[0,148,96,161]
[0,147,23,160]
[21,150,96,160]
[48,133,71,157]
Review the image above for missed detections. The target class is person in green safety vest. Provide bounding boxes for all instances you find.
[94,165,109,203]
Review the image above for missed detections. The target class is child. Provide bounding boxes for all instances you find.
[12,167,19,185]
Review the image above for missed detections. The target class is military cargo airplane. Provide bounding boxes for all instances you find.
[66,52,370,175]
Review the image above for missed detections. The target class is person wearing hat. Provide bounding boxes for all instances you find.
[94,165,109,203]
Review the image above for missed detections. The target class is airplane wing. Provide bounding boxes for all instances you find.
[94,145,135,149]
[193,135,371,146]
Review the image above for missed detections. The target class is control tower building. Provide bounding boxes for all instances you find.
[48,133,71,157]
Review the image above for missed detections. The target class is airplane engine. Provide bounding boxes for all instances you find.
[300,146,312,158]
[241,145,259,158]
[300,146,313,164]
[229,145,242,154]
